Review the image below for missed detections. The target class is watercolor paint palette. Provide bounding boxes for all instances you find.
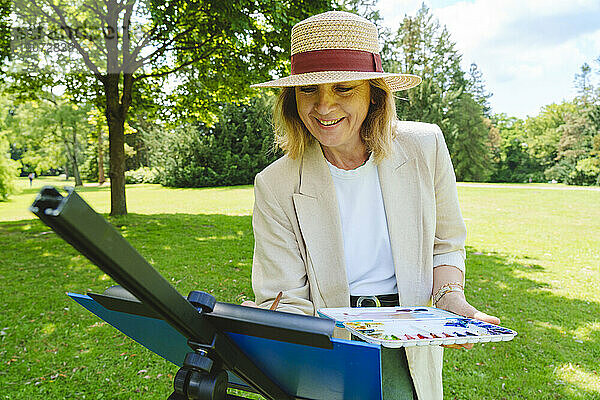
[317,306,517,348]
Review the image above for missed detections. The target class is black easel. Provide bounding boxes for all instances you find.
[31,186,335,400]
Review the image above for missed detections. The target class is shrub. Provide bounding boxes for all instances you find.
[155,95,279,188]
[0,135,21,200]
[125,166,160,184]
[567,157,600,186]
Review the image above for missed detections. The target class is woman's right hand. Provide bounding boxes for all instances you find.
[241,300,259,307]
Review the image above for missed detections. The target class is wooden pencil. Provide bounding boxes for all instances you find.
[270,291,283,310]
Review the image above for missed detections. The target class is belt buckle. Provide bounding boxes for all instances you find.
[356,295,381,308]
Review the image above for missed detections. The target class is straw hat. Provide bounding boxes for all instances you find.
[251,11,421,91]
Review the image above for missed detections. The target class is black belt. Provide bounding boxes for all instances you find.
[350,293,399,308]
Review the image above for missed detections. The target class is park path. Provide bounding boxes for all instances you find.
[457,183,600,191]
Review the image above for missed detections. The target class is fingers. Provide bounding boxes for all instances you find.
[441,311,500,351]
[438,292,501,326]
[442,344,461,349]
[442,343,474,350]
[241,300,258,308]
[442,344,463,350]
[473,310,501,325]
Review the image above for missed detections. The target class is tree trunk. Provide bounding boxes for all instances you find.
[60,119,82,187]
[72,125,83,187]
[63,143,82,186]
[104,73,130,216]
[106,113,127,215]
[107,115,127,215]
[98,125,106,185]
[63,140,80,187]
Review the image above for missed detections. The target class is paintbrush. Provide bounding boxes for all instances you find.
[270,291,283,310]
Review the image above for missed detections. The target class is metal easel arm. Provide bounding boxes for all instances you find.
[30,186,294,400]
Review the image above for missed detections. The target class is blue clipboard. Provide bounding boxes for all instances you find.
[69,293,383,400]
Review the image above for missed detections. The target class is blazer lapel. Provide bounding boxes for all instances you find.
[292,142,350,307]
[378,139,423,306]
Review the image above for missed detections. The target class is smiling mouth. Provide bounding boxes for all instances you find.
[315,117,344,127]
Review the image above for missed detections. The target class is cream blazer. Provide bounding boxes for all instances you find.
[251,121,467,400]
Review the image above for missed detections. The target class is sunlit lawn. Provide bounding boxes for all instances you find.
[447,186,600,399]
[1,176,254,221]
[1,178,599,399]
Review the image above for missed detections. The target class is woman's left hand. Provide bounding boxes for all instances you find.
[436,290,500,350]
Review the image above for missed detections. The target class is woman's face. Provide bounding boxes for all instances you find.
[295,80,371,154]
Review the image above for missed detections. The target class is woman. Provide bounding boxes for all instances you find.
[245,11,499,400]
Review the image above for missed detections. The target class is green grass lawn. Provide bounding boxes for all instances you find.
[1,177,255,221]
[1,179,599,399]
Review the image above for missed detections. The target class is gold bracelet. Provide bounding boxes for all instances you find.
[433,282,464,307]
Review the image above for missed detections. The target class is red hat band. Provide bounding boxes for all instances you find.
[291,49,384,75]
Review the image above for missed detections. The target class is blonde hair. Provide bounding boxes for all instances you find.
[272,78,398,162]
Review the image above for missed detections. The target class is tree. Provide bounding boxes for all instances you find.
[339,0,387,31]
[9,0,331,215]
[383,4,495,176]
[490,113,541,183]
[449,94,493,181]
[574,62,594,106]
[552,108,599,185]
[0,133,19,200]
[155,95,278,187]
[87,107,107,184]
[0,95,20,199]
[467,63,492,116]
[0,0,10,76]
[6,95,89,184]
[79,106,111,183]
[524,102,578,172]
[384,4,465,134]
[4,97,63,175]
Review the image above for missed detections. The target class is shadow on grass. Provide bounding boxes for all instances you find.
[140,184,254,191]
[14,184,112,198]
[444,247,600,399]
[12,183,252,198]
[0,213,255,399]
[2,215,599,399]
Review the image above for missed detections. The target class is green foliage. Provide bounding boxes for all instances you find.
[449,95,494,181]
[569,157,600,185]
[6,0,334,215]
[155,95,279,188]
[574,62,595,105]
[149,0,332,123]
[385,4,464,132]
[466,63,492,116]
[524,102,577,169]
[0,0,11,85]
[520,100,599,185]
[5,95,88,185]
[380,6,599,186]
[490,114,543,183]
[0,133,20,200]
[384,4,496,179]
[0,94,20,199]
[3,1,597,190]
[0,0,9,65]
[125,166,160,184]
[490,94,599,185]
[79,138,108,181]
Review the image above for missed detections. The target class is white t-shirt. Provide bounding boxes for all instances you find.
[326,154,398,296]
